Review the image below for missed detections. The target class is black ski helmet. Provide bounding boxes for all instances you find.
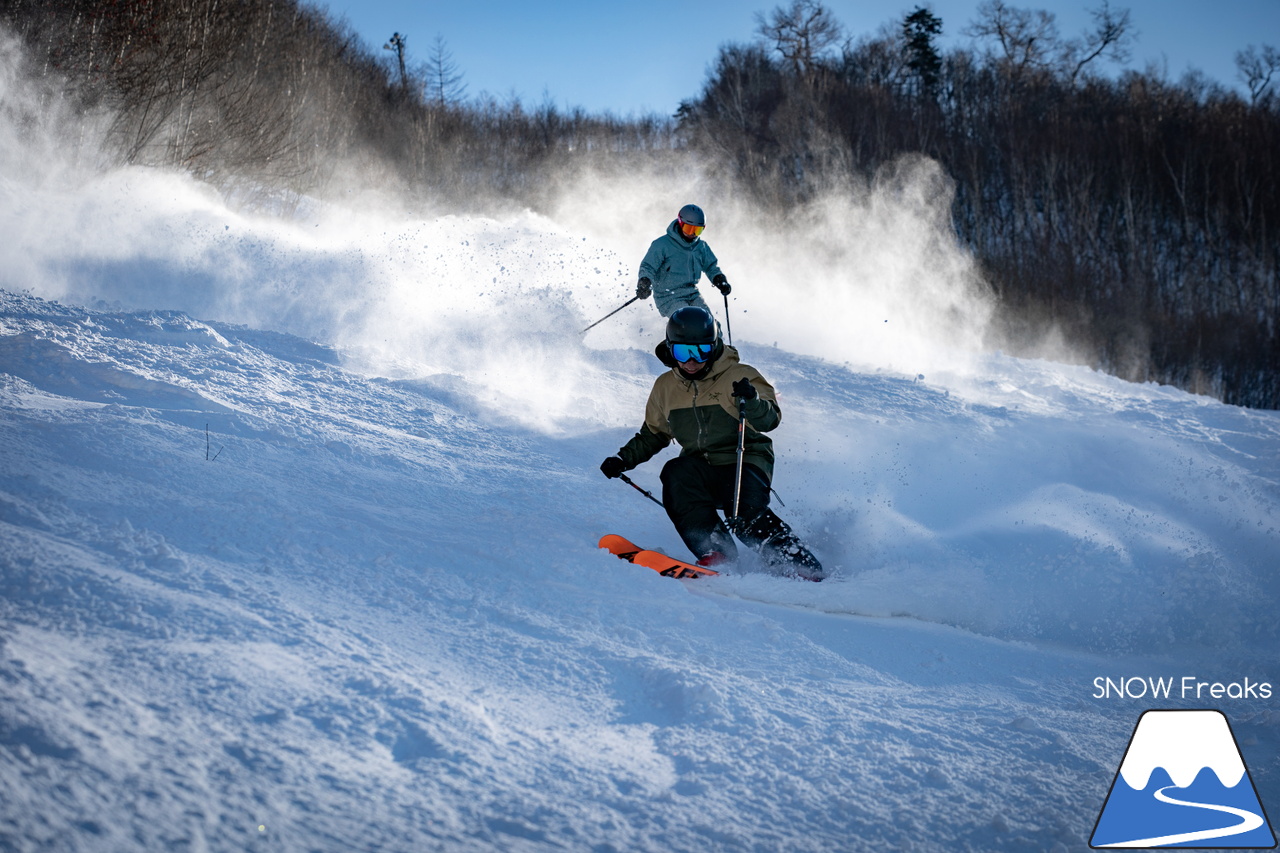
[665,305,724,370]
[677,204,705,229]
[666,305,719,345]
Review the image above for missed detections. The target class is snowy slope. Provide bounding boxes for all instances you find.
[1,78,1279,847]
[1,272,1277,851]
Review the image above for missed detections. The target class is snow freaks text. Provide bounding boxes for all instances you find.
[1092,676,1273,701]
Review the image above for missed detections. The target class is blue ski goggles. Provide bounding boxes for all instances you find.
[670,342,715,363]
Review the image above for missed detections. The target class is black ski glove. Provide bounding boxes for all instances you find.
[636,277,652,299]
[712,274,731,296]
[600,456,627,479]
[732,378,757,401]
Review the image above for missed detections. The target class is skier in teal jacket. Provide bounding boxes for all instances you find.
[636,204,732,317]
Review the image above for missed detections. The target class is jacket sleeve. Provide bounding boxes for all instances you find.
[742,396,780,432]
[638,238,667,282]
[699,242,723,281]
[739,368,781,432]
[617,423,671,470]
[617,382,674,469]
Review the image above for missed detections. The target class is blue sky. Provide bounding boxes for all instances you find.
[317,0,1280,116]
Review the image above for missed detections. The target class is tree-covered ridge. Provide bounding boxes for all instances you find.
[0,0,676,204]
[679,1,1278,408]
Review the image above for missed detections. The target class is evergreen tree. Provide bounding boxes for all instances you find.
[902,6,943,94]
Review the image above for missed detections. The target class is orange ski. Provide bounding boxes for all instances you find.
[598,534,718,579]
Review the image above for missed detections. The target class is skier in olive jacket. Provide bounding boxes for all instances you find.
[599,307,823,580]
[635,204,732,318]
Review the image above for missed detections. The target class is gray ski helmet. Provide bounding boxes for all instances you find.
[676,204,705,229]
[665,305,718,345]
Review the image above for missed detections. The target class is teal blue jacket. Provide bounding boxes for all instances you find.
[639,221,724,317]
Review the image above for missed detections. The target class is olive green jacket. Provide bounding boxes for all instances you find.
[616,345,780,479]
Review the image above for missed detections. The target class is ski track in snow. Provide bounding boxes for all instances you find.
[1,285,1277,852]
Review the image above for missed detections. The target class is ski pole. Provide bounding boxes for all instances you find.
[582,296,640,334]
[731,396,747,519]
[619,473,664,509]
[723,291,733,346]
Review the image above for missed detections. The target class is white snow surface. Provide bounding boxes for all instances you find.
[1,161,1279,850]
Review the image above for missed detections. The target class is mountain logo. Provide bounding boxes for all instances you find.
[1091,710,1276,848]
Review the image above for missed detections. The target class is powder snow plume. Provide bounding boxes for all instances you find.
[0,35,994,434]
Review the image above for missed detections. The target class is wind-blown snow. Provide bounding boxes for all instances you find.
[1,63,1279,851]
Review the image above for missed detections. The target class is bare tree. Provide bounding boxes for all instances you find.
[964,0,1059,78]
[755,0,843,82]
[1236,44,1280,105]
[425,34,466,106]
[1062,1,1135,85]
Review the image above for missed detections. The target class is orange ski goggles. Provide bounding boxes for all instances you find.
[678,219,704,238]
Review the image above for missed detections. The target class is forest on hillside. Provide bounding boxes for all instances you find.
[2,0,1277,408]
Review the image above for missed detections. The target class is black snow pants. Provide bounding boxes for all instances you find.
[659,455,824,578]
